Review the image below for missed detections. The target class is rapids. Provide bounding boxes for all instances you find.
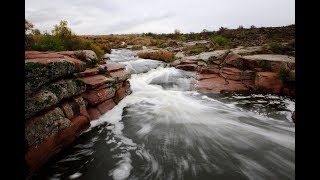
[31,49,295,180]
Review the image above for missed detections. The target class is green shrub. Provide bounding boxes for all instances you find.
[182,43,210,55]
[268,42,295,56]
[31,34,64,51]
[211,35,229,46]
[27,20,105,58]
[101,44,112,54]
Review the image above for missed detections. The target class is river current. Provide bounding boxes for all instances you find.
[31,49,295,180]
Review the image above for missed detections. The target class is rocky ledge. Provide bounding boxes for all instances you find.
[25,50,131,176]
[170,46,295,97]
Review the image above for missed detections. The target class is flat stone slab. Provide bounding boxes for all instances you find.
[182,40,210,47]
[104,64,125,72]
[80,75,114,89]
[230,46,263,55]
[82,88,116,106]
[25,52,65,59]
[195,76,249,93]
[25,52,87,94]
[175,64,198,71]
[110,70,130,82]
[243,54,295,62]
[196,73,220,80]
[184,50,229,62]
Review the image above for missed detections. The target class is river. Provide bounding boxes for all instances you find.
[30,48,295,180]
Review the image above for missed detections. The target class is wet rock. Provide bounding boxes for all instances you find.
[87,107,102,121]
[255,72,283,93]
[221,80,249,93]
[195,76,227,93]
[80,75,115,90]
[25,115,90,175]
[292,111,295,123]
[97,99,116,114]
[195,75,249,93]
[25,107,72,149]
[82,88,116,106]
[114,86,127,104]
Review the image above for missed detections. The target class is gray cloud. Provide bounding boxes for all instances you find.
[25,0,295,35]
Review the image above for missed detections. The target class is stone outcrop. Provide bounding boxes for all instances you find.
[171,46,295,96]
[25,50,131,176]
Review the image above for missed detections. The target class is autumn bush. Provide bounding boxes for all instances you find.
[137,50,175,62]
[25,20,105,58]
[131,45,143,50]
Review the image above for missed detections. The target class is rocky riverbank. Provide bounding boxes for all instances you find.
[25,50,131,176]
[133,45,295,97]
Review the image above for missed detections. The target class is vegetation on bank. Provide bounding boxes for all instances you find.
[25,20,106,58]
[83,25,294,51]
[26,20,295,58]
[137,50,175,62]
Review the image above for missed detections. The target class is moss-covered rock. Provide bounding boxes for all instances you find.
[25,58,86,95]
[25,107,72,149]
[25,79,86,119]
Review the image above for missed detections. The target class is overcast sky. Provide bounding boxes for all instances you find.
[25,0,295,35]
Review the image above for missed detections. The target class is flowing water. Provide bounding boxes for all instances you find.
[31,49,295,180]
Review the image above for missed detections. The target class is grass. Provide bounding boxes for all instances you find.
[137,50,175,62]
[182,43,211,55]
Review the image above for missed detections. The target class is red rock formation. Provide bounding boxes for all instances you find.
[255,72,283,94]
[25,50,132,177]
